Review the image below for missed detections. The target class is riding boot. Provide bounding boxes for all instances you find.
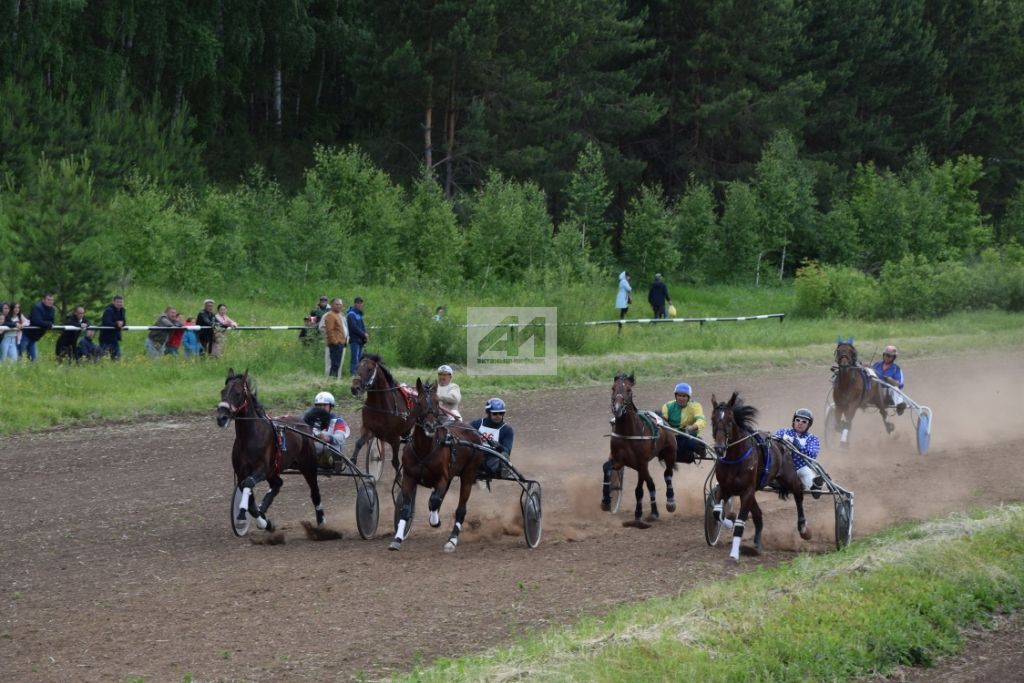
[896,402,907,416]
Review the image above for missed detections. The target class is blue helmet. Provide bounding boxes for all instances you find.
[485,397,506,413]
[674,382,692,397]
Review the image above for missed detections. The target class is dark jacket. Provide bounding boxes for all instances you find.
[26,301,55,342]
[56,312,89,358]
[647,280,671,308]
[197,308,216,352]
[469,417,515,457]
[77,334,101,360]
[99,304,126,345]
[346,306,368,344]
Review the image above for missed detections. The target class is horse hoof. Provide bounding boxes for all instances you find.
[444,540,457,553]
[800,527,813,541]
[600,501,611,512]
[666,501,676,513]
[429,511,441,528]
[255,516,268,530]
[646,514,659,523]
[725,556,739,566]
[388,540,402,551]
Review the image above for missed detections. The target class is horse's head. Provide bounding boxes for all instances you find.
[611,372,636,419]
[710,391,758,459]
[835,336,858,367]
[351,356,378,398]
[217,368,251,427]
[412,378,442,436]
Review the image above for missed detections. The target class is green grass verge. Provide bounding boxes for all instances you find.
[4,281,1024,434]
[400,505,1024,682]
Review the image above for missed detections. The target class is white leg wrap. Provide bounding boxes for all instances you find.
[395,519,407,541]
[841,428,849,443]
[255,516,268,530]
[796,466,815,491]
[239,487,252,511]
[730,535,742,560]
[722,517,734,529]
[429,510,440,526]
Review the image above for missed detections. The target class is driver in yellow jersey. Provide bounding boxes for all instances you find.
[661,382,706,463]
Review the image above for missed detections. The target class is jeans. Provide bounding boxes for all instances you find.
[328,344,345,377]
[21,337,38,361]
[0,335,18,362]
[99,342,122,360]
[349,341,364,375]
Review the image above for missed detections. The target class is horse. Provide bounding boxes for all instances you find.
[216,368,326,532]
[709,391,810,563]
[601,372,678,526]
[832,337,892,446]
[350,354,415,475]
[389,378,486,552]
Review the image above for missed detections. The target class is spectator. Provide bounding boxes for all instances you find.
[146,306,183,358]
[323,298,348,378]
[300,295,330,346]
[99,295,126,360]
[210,303,239,358]
[55,305,89,363]
[615,271,631,334]
[346,297,369,376]
[165,310,185,356]
[77,328,102,361]
[1,302,28,362]
[433,305,446,322]
[647,273,672,320]
[182,317,201,358]
[24,292,56,361]
[196,299,216,356]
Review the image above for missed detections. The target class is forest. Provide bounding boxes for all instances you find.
[2,0,1024,315]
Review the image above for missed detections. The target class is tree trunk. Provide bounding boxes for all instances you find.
[444,69,456,197]
[315,47,325,108]
[274,62,283,135]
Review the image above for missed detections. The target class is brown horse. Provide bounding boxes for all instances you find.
[389,379,486,552]
[832,337,892,446]
[709,391,810,562]
[350,354,414,475]
[601,373,678,525]
[216,369,325,532]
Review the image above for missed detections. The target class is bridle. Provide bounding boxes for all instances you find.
[407,385,448,465]
[218,376,252,420]
[610,375,636,419]
[711,403,756,462]
[352,359,409,417]
[835,343,858,368]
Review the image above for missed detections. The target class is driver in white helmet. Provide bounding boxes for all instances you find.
[774,408,823,498]
[435,364,462,421]
[303,391,350,469]
[470,398,514,478]
[872,344,906,415]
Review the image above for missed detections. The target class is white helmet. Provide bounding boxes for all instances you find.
[314,391,336,406]
[883,344,898,358]
[437,364,453,375]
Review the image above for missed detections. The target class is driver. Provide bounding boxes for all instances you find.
[660,382,706,463]
[872,344,906,415]
[773,408,823,498]
[470,398,514,478]
[435,364,462,421]
[303,391,350,469]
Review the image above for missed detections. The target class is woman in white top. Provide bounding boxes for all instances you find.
[210,303,239,358]
[435,364,462,420]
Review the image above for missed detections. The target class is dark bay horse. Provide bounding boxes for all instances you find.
[389,379,486,552]
[833,338,892,446]
[216,369,325,532]
[602,373,678,525]
[710,391,810,563]
[350,354,414,475]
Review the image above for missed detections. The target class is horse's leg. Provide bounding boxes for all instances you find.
[728,493,755,562]
[645,473,659,521]
[633,472,645,521]
[255,474,284,531]
[236,463,268,526]
[663,450,677,513]
[601,458,615,511]
[351,427,368,464]
[390,437,402,474]
[444,476,475,553]
[795,490,811,540]
[300,466,325,526]
[428,479,452,528]
[750,498,764,555]
[389,479,418,550]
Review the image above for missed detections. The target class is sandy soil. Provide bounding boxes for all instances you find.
[2,352,1023,682]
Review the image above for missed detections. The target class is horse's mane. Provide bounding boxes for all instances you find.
[364,353,397,386]
[731,398,759,433]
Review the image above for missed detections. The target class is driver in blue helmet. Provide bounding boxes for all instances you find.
[773,408,823,498]
[661,382,706,463]
[470,397,514,478]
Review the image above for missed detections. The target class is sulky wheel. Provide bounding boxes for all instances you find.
[915,408,932,456]
[704,484,732,546]
[363,437,386,481]
[521,483,543,549]
[609,467,625,514]
[355,481,379,540]
[834,496,854,550]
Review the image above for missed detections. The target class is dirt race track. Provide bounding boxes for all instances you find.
[3,351,1024,682]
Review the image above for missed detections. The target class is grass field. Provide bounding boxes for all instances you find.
[398,505,1024,682]
[4,281,1023,434]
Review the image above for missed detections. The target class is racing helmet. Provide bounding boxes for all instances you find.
[793,408,814,427]
[437,364,453,375]
[485,397,506,414]
[314,391,336,406]
[883,344,898,358]
[674,382,692,397]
